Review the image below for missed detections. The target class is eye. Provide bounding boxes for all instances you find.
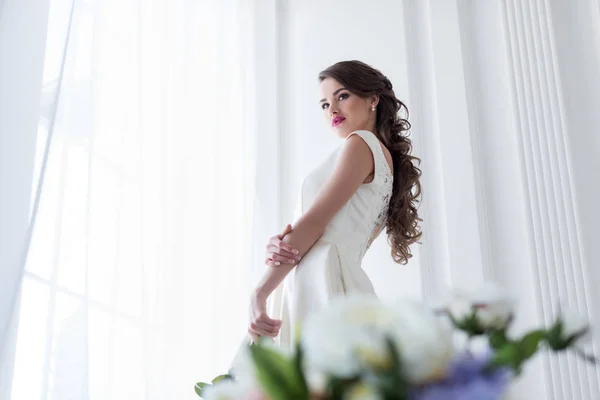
[320,93,349,110]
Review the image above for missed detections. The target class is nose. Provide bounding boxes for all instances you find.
[328,103,339,118]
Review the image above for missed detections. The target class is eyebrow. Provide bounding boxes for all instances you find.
[319,87,347,103]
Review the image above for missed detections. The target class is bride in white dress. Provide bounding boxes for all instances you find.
[246,60,423,352]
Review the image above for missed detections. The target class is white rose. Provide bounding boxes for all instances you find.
[301,295,455,385]
[559,306,592,347]
[443,282,514,331]
[302,296,392,378]
[445,290,474,322]
[470,281,515,330]
[386,300,455,383]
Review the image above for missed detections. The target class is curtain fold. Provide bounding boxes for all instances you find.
[3,0,261,398]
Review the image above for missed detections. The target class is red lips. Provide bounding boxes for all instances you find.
[332,116,346,127]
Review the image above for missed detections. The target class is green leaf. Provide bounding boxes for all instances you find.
[574,347,599,364]
[546,320,563,349]
[490,330,546,376]
[294,342,308,392]
[455,310,486,337]
[211,374,232,384]
[519,330,546,360]
[250,343,309,400]
[326,376,365,400]
[327,376,350,400]
[385,338,402,375]
[194,382,210,398]
[377,372,409,400]
[368,338,409,400]
[490,342,522,374]
[489,329,509,350]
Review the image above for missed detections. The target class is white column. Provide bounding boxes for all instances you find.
[403,0,487,296]
[455,0,551,396]
[546,0,600,366]
[502,0,600,398]
[402,0,450,297]
[546,0,600,394]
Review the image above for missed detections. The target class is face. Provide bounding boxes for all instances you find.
[319,77,378,139]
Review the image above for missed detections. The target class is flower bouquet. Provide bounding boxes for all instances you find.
[195,282,596,399]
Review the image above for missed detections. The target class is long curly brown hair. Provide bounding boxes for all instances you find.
[319,60,422,264]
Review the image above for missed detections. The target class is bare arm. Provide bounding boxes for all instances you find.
[253,134,376,299]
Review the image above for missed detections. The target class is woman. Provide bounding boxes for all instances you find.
[248,60,422,350]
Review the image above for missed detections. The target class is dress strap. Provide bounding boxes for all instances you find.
[346,130,391,183]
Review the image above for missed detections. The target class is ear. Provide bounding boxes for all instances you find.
[369,94,379,108]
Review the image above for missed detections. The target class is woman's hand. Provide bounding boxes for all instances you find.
[248,291,282,342]
[265,224,301,267]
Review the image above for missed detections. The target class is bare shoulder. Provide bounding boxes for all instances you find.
[347,132,394,177]
[340,134,375,172]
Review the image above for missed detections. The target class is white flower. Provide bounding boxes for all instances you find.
[302,296,392,378]
[470,281,515,330]
[386,300,455,383]
[303,368,328,396]
[445,290,473,322]
[301,295,455,385]
[443,282,514,331]
[559,306,592,347]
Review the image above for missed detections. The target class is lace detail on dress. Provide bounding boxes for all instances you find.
[363,139,393,254]
[365,186,392,252]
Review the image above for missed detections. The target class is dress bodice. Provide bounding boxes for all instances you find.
[298,130,394,265]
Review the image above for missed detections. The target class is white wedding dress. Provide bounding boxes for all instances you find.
[230,130,393,370]
[269,129,394,351]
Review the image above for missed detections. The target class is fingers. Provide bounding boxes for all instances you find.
[250,312,282,328]
[263,316,282,328]
[265,259,279,267]
[266,244,297,260]
[268,252,301,266]
[269,237,299,255]
[279,224,293,238]
[254,313,281,328]
[265,256,301,267]
[265,224,299,267]
[249,323,278,337]
[248,315,282,337]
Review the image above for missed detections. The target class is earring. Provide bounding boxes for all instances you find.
[371,105,376,111]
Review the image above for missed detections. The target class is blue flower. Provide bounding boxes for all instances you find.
[410,351,511,400]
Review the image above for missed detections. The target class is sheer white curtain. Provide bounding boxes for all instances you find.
[3,0,262,398]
